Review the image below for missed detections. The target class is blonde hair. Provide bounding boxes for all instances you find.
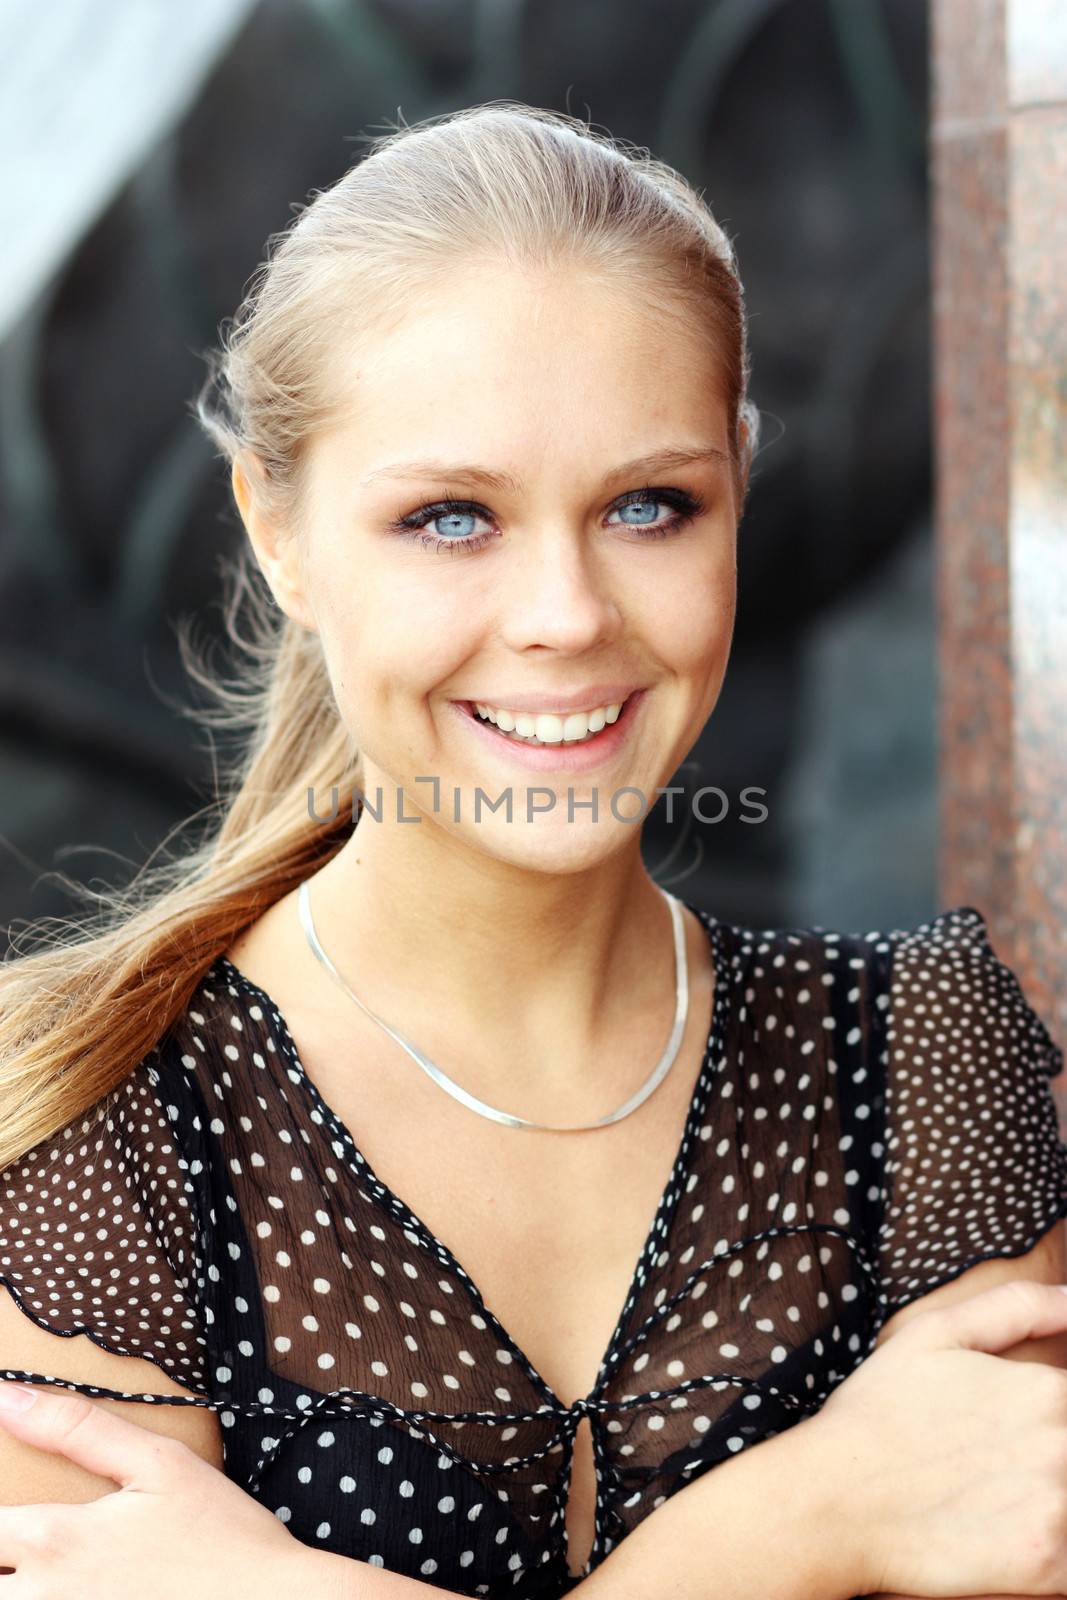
[0,100,759,1171]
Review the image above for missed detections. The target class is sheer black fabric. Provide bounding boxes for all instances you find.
[3,902,1066,1598]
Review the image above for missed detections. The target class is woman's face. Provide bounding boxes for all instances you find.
[257,262,740,876]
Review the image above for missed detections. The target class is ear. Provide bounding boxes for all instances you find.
[734,417,754,515]
[231,452,318,633]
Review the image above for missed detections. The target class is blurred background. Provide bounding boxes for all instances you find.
[0,0,933,940]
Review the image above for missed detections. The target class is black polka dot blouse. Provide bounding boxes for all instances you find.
[3,902,1067,1598]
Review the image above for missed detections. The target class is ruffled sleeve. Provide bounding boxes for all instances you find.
[874,905,1067,1322]
[0,1050,210,1399]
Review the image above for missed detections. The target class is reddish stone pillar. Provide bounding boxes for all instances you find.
[933,0,1067,1093]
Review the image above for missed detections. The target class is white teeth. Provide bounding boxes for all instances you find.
[473,697,628,744]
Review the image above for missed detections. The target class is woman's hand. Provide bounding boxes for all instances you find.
[0,1378,313,1596]
[812,1279,1067,1597]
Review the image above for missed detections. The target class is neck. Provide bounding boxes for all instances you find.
[300,812,683,1096]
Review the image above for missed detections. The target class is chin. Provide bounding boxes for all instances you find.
[455,818,633,877]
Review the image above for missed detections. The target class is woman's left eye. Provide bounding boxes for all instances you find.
[606,489,703,537]
[387,487,703,554]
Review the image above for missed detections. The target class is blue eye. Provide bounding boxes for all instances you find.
[387,498,497,553]
[418,506,492,543]
[435,509,482,538]
[615,499,663,526]
[606,490,701,536]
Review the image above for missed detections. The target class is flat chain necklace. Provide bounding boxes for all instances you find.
[297,879,689,1133]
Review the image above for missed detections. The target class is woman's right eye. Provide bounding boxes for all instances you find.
[387,499,498,554]
[415,504,494,539]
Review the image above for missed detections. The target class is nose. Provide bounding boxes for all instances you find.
[497,525,623,655]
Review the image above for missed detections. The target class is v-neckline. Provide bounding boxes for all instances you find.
[208,897,731,1421]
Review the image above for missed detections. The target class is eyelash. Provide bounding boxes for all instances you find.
[385,486,706,555]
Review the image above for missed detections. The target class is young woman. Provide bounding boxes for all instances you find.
[2,102,1067,1600]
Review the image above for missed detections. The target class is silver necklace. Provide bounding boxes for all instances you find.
[297,879,690,1133]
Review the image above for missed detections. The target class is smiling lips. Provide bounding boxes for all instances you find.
[473,697,628,746]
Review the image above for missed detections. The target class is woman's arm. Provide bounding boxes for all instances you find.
[2,1290,1045,1600]
[0,1290,224,1503]
[577,1414,859,1600]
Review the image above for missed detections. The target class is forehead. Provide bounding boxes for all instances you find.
[313,263,730,470]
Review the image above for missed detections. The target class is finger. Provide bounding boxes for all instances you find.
[904,1279,1067,1355]
[0,1380,184,1491]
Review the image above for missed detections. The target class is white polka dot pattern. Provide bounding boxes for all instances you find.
[877,906,1067,1316]
[0,1058,206,1385]
[0,902,1064,1598]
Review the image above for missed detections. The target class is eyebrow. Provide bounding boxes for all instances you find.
[360,445,730,493]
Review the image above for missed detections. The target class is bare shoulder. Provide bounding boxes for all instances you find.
[0,1287,224,1503]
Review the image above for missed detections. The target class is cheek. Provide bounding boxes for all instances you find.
[316,574,484,719]
[640,547,736,672]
